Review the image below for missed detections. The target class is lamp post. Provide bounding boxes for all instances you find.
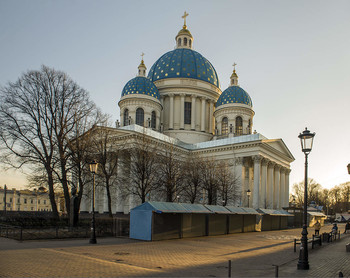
[247,189,251,208]
[89,160,98,244]
[297,127,315,270]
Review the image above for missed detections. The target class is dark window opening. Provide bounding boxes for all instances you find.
[222,117,228,135]
[136,108,144,126]
[151,111,156,129]
[184,102,191,124]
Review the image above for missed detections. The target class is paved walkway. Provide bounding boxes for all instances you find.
[0,223,349,277]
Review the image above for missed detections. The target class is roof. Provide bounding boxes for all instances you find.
[216,86,253,107]
[241,207,261,215]
[205,205,232,214]
[147,48,220,88]
[131,201,213,214]
[131,202,263,215]
[121,76,160,100]
[308,211,327,217]
[258,208,292,216]
[226,206,253,214]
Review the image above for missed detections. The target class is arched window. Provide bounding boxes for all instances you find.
[151,111,156,129]
[178,38,181,47]
[184,37,187,46]
[136,108,144,126]
[221,117,228,135]
[235,116,243,136]
[189,39,192,48]
[123,109,129,126]
[248,119,252,134]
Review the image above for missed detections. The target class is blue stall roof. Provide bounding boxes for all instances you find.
[225,206,251,214]
[258,208,292,216]
[241,207,261,215]
[205,205,232,214]
[131,202,213,214]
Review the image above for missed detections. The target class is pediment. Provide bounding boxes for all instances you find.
[262,139,295,162]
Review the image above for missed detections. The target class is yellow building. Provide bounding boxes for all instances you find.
[0,186,64,212]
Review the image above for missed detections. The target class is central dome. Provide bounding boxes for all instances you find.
[147,48,220,88]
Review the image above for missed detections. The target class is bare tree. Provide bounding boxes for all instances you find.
[217,161,239,206]
[201,157,219,205]
[90,123,124,217]
[182,153,203,203]
[126,133,158,203]
[291,178,322,207]
[0,65,97,218]
[156,144,184,202]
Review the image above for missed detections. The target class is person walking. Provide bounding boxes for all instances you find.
[314,220,321,235]
[344,221,350,234]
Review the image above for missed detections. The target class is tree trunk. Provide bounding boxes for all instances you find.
[47,170,59,219]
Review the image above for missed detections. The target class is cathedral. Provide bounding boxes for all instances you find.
[80,13,295,214]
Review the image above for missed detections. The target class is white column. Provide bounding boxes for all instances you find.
[191,95,196,130]
[260,159,268,209]
[285,169,291,208]
[169,94,174,129]
[180,93,185,129]
[201,97,206,132]
[267,162,275,209]
[209,100,214,134]
[252,155,262,209]
[80,192,89,212]
[159,96,164,130]
[274,165,281,209]
[234,157,243,206]
[279,168,286,209]
[243,159,250,206]
[103,186,109,213]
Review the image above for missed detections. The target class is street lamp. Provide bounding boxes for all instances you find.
[89,160,98,244]
[247,189,251,208]
[297,127,315,270]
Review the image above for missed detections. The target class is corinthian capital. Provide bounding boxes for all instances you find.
[234,157,243,166]
[252,155,263,163]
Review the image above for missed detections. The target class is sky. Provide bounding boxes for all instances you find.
[0,0,350,191]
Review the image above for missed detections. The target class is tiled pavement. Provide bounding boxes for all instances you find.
[0,224,349,277]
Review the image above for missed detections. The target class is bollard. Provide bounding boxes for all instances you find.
[272,265,279,277]
[228,260,231,277]
[339,271,343,277]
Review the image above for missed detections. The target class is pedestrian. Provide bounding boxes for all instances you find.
[344,221,350,234]
[314,220,321,235]
[332,223,338,235]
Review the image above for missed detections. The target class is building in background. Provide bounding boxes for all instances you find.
[0,186,64,213]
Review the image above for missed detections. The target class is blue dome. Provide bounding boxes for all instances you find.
[147,49,220,88]
[216,86,252,107]
[121,76,160,100]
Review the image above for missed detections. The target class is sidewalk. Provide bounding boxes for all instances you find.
[279,231,350,277]
[0,224,349,277]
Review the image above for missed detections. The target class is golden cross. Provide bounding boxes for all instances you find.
[233,62,237,71]
[182,11,189,26]
[141,52,145,61]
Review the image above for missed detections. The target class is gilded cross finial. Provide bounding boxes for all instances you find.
[233,62,237,71]
[141,52,145,61]
[182,11,189,27]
